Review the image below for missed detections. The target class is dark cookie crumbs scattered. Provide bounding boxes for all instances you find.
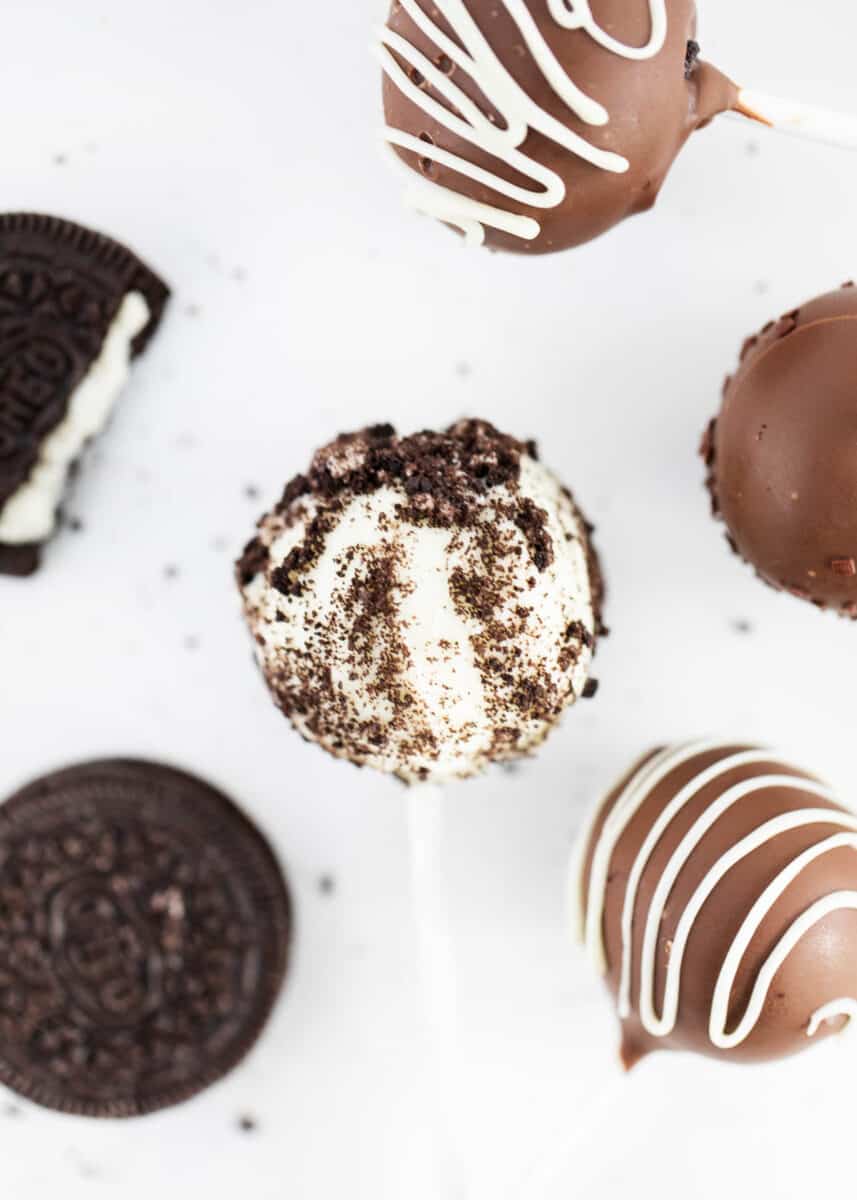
[284,420,522,522]
[271,511,338,598]
[237,536,270,586]
[566,620,595,651]
[514,497,554,572]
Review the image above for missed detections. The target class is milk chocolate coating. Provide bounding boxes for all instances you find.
[704,284,857,616]
[382,0,737,254]
[579,744,857,1066]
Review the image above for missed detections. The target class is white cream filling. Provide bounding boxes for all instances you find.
[0,291,150,544]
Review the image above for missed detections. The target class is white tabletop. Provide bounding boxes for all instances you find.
[2,1,857,1196]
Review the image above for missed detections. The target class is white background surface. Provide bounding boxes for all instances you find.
[1,2,857,1196]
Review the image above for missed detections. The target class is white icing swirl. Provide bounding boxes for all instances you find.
[575,743,857,1052]
[377,0,667,245]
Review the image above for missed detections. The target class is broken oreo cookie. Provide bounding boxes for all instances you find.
[0,760,291,1117]
[0,214,170,576]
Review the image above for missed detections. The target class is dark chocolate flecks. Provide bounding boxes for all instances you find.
[237,420,604,779]
[286,420,523,520]
[236,536,269,587]
[514,496,554,571]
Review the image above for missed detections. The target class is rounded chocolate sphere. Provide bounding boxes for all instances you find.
[379,0,737,254]
[575,742,857,1066]
[704,284,857,616]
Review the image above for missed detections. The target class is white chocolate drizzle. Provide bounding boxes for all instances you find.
[575,743,857,1051]
[807,998,857,1039]
[376,0,667,246]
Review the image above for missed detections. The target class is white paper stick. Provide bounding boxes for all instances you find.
[407,785,471,1199]
[735,89,857,152]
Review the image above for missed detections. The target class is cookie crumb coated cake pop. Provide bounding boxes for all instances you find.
[378,0,738,254]
[703,283,857,617]
[237,420,604,784]
[575,742,857,1066]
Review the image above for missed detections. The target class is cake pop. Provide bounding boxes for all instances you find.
[575,741,857,1065]
[237,419,604,783]
[703,283,857,618]
[378,0,738,253]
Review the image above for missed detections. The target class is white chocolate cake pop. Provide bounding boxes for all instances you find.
[237,421,605,783]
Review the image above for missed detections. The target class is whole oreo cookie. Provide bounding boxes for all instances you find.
[0,214,170,576]
[0,760,291,1117]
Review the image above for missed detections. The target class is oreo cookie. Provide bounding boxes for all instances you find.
[0,760,291,1117]
[0,214,170,576]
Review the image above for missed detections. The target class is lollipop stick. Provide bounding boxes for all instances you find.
[734,89,857,152]
[407,786,470,1198]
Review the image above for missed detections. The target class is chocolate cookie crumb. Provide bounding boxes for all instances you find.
[237,536,270,586]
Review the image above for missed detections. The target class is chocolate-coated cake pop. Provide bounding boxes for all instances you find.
[237,420,604,784]
[703,283,857,617]
[378,0,738,254]
[575,742,857,1066]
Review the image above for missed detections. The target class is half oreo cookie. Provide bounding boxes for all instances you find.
[0,214,170,576]
[0,760,292,1117]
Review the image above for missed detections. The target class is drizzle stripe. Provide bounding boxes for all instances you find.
[620,753,806,1020]
[644,812,855,1035]
[582,740,725,971]
[710,853,857,1049]
[807,998,857,1039]
[546,0,667,59]
[378,0,666,244]
[579,742,857,1052]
